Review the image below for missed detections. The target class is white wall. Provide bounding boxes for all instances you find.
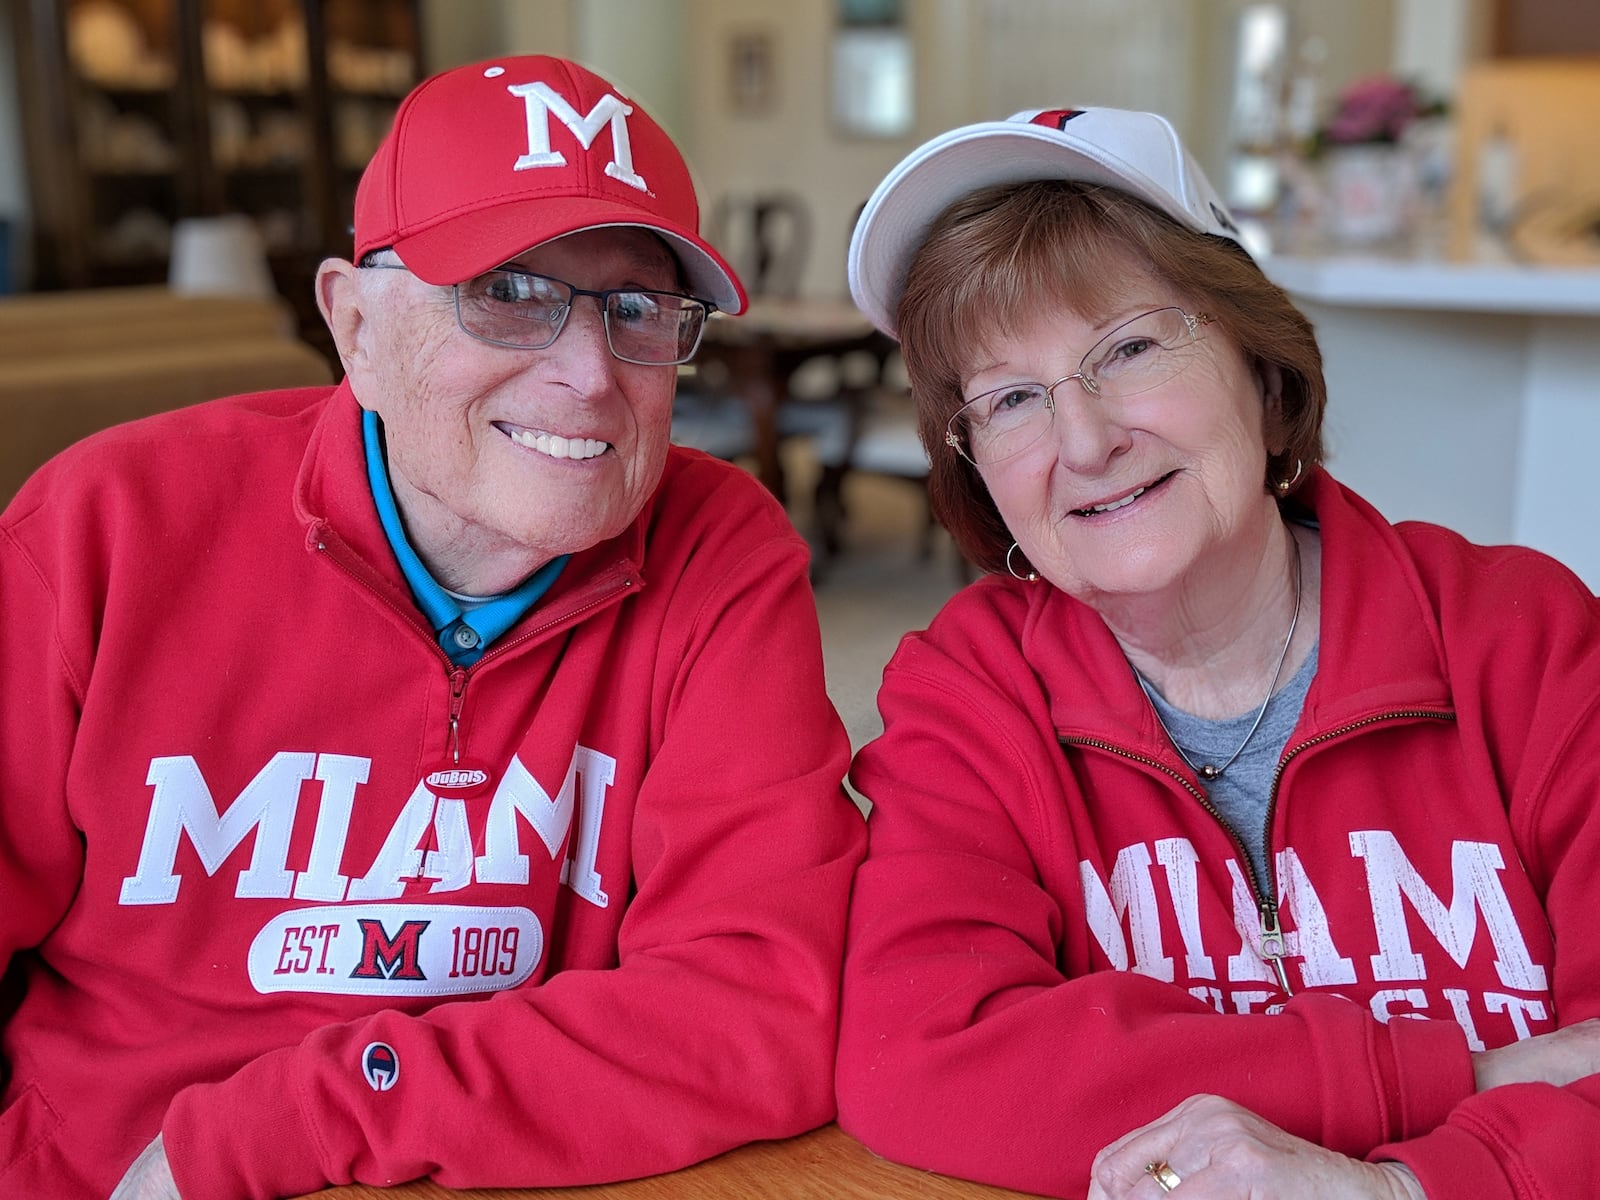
[1394,0,1492,96]
[417,0,542,70]
[572,0,690,147]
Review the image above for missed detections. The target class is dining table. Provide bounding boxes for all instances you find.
[297,1122,1039,1199]
[692,295,888,502]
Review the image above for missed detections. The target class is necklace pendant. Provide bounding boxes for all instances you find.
[1199,764,1222,781]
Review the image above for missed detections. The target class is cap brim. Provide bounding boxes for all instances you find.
[848,122,1210,338]
[394,195,747,314]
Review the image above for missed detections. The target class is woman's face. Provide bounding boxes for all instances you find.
[964,272,1282,610]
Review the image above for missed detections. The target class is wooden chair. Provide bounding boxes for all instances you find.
[809,203,964,578]
[810,344,939,563]
[672,192,816,466]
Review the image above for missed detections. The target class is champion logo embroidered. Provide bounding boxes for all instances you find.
[362,1042,400,1092]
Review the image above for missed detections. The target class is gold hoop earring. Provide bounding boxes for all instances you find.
[1274,458,1304,495]
[1006,542,1039,582]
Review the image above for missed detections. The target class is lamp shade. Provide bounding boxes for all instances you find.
[168,214,275,297]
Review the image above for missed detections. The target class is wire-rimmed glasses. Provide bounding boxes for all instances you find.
[944,307,1214,465]
[361,260,714,365]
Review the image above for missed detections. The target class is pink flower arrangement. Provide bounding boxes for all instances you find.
[1319,74,1442,148]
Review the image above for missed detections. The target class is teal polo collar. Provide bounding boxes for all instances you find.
[362,410,567,665]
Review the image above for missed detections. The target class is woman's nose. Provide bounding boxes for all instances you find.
[1047,382,1131,473]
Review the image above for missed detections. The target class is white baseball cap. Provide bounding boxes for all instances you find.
[848,106,1248,338]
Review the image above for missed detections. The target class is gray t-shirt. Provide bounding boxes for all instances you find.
[1141,643,1319,894]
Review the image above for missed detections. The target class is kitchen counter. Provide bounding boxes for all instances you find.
[1260,252,1600,589]
[1263,252,1600,315]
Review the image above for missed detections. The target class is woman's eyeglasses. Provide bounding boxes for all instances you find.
[945,307,1214,465]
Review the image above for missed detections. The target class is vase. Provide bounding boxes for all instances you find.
[1323,144,1417,246]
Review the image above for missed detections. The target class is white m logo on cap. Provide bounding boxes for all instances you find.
[507,82,647,192]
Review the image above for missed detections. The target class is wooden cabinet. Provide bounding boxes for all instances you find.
[1493,0,1600,56]
[11,0,421,352]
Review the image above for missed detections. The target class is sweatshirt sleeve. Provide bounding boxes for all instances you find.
[0,516,87,991]
[1366,685,1600,1198]
[836,632,1471,1200]
[161,502,866,1199]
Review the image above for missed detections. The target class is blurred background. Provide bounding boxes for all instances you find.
[2,0,1598,744]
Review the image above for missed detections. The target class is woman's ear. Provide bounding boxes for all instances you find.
[315,258,368,379]
[1256,360,1288,453]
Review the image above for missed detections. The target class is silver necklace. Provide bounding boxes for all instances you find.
[1141,534,1303,783]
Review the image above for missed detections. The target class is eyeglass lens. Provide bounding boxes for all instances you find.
[948,307,1205,464]
[454,269,709,365]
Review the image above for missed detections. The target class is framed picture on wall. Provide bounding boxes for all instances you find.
[729,30,776,115]
[831,0,912,137]
[831,25,912,136]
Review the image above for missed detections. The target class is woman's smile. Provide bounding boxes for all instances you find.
[1067,470,1177,519]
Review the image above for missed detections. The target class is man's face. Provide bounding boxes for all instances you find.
[352,227,683,593]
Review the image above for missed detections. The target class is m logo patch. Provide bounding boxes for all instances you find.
[506,81,647,191]
[351,918,430,981]
[362,1042,400,1092]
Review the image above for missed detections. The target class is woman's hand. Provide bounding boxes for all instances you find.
[1472,1017,1600,1091]
[1086,1094,1424,1200]
[109,1133,181,1200]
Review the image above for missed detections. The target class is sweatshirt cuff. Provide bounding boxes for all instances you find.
[164,1045,331,1200]
[1382,1011,1476,1138]
[1370,1121,1515,1200]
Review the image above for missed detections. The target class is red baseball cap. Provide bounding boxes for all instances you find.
[354,55,745,313]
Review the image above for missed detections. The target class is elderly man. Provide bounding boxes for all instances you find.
[0,55,864,1199]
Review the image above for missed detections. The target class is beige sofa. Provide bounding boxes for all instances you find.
[0,287,334,502]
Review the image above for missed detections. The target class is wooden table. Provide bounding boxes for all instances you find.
[299,1123,1037,1199]
[694,297,886,501]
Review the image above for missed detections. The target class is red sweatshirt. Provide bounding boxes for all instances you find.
[838,469,1600,1199]
[0,383,865,1200]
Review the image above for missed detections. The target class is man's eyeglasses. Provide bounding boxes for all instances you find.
[360,259,714,366]
[945,307,1214,466]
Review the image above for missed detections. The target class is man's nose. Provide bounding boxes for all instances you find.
[546,297,619,382]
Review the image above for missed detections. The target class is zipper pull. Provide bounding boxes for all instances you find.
[448,668,468,764]
[1258,898,1294,996]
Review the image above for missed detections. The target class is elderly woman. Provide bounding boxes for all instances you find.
[835,107,1600,1200]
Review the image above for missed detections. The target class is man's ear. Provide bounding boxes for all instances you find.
[316,258,369,380]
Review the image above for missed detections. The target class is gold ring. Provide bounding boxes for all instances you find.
[1145,1161,1182,1193]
